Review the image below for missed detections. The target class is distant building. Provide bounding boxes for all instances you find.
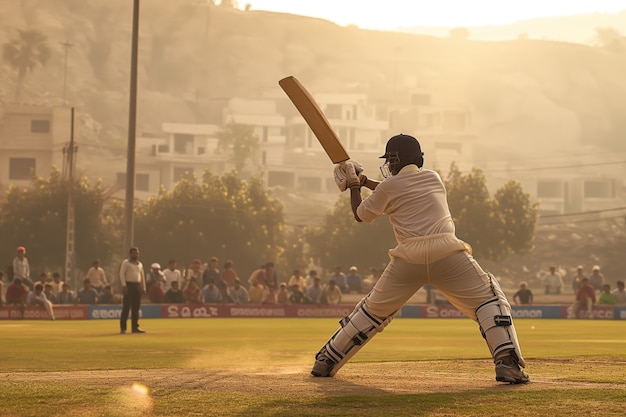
[0,104,72,196]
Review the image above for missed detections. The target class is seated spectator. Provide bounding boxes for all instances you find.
[613,281,626,305]
[33,272,49,293]
[164,280,184,304]
[329,266,347,294]
[184,258,204,289]
[5,278,29,306]
[248,280,267,304]
[75,279,99,305]
[99,285,119,304]
[220,260,239,289]
[50,272,64,299]
[86,260,108,295]
[27,284,55,320]
[324,280,342,305]
[183,277,202,304]
[513,281,533,305]
[228,279,249,304]
[288,284,305,305]
[43,284,56,304]
[147,263,165,289]
[202,279,222,304]
[276,283,289,304]
[305,276,324,305]
[248,264,268,289]
[346,266,363,294]
[572,278,596,319]
[147,278,165,304]
[598,284,616,305]
[56,283,75,304]
[305,270,318,288]
[288,270,307,294]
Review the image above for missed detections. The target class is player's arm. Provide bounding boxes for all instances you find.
[345,162,364,222]
[361,177,380,190]
[349,187,363,222]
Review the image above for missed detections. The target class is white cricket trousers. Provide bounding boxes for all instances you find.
[364,250,510,320]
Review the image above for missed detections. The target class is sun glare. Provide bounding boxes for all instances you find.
[249,0,626,30]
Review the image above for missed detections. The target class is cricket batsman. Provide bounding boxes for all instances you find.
[311,134,529,384]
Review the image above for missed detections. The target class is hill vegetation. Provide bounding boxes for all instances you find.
[1,1,625,157]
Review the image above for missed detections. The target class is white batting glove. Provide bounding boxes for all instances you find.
[333,161,364,192]
[334,164,349,192]
[345,161,361,189]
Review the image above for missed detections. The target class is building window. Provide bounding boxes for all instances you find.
[298,176,322,193]
[9,158,36,180]
[136,173,149,192]
[31,119,50,133]
[584,179,614,199]
[174,134,194,154]
[116,172,150,191]
[537,180,563,198]
[268,171,295,188]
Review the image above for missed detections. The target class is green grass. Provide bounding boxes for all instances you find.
[1,318,625,416]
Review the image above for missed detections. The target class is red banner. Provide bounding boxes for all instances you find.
[161,304,355,318]
[0,306,88,320]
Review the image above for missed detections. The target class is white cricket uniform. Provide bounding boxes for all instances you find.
[356,165,509,319]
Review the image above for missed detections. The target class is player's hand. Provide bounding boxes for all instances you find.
[334,161,364,191]
[345,161,361,189]
[334,164,348,191]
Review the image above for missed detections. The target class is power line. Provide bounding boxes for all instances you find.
[483,159,626,173]
[540,206,626,218]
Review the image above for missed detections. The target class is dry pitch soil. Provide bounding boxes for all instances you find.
[4,359,624,396]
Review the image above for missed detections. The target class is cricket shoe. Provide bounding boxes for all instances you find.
[310,349,336,377]
[495,360,530,384]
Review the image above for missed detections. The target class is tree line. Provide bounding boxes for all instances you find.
[0,164,537,284]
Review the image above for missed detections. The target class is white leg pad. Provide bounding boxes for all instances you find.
[476,274,526,367]
[311,299,394,377]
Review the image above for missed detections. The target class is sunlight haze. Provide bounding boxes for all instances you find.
[250,0,626,30]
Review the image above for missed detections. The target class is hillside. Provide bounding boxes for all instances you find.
[1,0,625,159]
[401,10,626,44]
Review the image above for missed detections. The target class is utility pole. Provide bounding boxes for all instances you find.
[124,0,140,251]
[60,41,73,105]
[63,108,78,289]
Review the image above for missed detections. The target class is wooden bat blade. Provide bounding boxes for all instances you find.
[279,76,350,164]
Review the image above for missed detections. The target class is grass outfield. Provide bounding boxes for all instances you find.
[1,318,625,416]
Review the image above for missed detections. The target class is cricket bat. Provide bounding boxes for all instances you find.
[279,76,349,164]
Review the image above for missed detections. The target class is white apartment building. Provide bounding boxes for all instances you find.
[2,101,623,218]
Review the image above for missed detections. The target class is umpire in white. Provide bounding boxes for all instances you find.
[119,247,147,334]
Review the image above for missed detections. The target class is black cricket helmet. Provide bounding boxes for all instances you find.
[379,134,424,177]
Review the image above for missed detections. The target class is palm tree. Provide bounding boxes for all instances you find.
[2,29,51,102]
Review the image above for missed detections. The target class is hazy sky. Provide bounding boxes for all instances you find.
[249,0,626,30]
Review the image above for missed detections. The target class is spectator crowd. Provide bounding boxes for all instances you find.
[510,263,626,319]
[1,246,386,319]
[2,246,625,321]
